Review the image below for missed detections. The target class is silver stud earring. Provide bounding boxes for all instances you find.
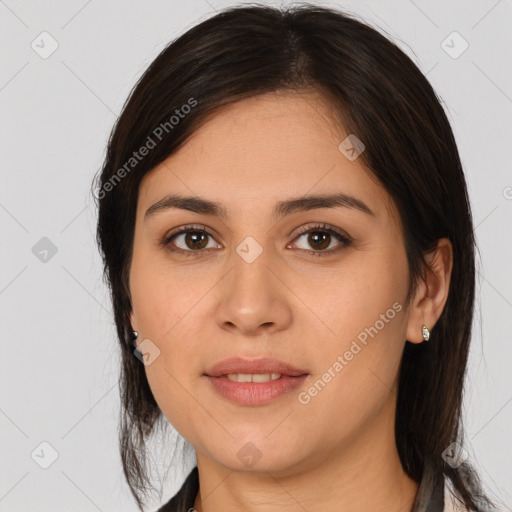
[130,330,139,342]
[421,324,430,342]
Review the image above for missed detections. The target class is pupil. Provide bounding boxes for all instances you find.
[186,232,207,250]
[309,231,330,250]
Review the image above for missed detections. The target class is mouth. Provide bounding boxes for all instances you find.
[204,357,309,406]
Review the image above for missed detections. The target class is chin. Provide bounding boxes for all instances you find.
[201,432,312,476]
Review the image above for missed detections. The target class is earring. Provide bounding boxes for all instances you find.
[421,324,430,342]
[130,330,139,342]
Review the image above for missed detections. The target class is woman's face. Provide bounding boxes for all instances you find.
[129,90,417,475]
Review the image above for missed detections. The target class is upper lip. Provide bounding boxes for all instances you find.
[205,357,308,377]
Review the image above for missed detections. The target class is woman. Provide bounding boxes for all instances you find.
[94,4,498,511]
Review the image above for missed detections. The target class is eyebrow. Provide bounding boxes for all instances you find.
[144,192,375,220]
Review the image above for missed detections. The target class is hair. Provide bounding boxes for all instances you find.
[93,3,498,511]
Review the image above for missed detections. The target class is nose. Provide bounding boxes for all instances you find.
[214,245,293,337]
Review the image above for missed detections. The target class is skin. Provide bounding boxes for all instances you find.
[129,89,453,512]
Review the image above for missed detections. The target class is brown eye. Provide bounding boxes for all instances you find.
[162,225,221,256]
[183,231,209,250]
[291,224,352,255]
[307,231,331,251]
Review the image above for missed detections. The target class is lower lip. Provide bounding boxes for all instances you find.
[205,375,308,406]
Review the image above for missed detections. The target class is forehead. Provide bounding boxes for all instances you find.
[138,90,396,224]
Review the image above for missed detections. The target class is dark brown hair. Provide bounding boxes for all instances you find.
[94,3,497,510]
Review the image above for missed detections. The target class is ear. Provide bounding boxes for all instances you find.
[405,238,453,344]
[129,311,137,333]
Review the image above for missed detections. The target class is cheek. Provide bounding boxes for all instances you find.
[296,243,409,345]
[296,245,408,421]
[129,244,216,337]
[297,351,402,449]
[138,318,204,442]
[129,252,215,437]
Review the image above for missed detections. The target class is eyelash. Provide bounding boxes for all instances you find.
[161,223,352,258]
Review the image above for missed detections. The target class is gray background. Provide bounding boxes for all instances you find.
[0,0,511,510]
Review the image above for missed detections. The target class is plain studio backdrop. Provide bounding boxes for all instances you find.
[0,1,511,510]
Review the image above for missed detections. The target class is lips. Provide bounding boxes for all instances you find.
[204,357,309,406]
[205,357,308,378]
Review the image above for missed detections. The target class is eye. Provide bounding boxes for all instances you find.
[290,223,352,255]
[162,225,221,256]
[161,222,352,258]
